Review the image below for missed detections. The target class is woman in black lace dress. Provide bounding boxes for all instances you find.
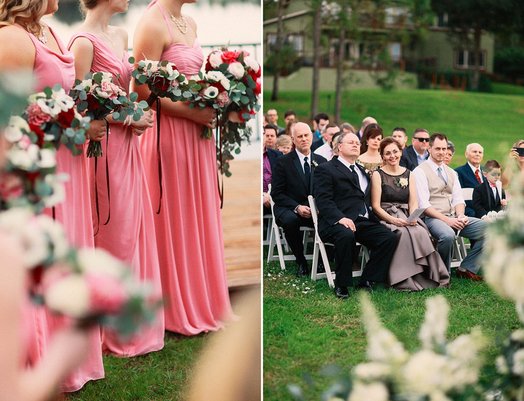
[371,137,449,290]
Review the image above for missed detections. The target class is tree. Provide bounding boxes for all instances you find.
[431,0,521,91]
[310,0,323,118]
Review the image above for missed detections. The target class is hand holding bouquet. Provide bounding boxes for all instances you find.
[70,72,149,157]
[130,57,192,106]
[23,85,90,156]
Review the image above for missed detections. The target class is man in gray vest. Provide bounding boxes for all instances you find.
[412,133,486,281]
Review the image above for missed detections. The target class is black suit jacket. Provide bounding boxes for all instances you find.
[400,145,427,171]
[311,138,325,152]
[472,180,506,218]
[456,163,482,217]
[266,148,282,170]
[313,158,377,234]
[271,151,327,220]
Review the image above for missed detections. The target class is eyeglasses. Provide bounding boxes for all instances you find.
[414,137,430,142]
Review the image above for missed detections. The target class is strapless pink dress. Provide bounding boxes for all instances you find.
[21,25,104,392]
[139,1,232,335]
[68,32,165,356]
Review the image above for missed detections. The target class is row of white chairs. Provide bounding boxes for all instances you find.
[263,188,473,288]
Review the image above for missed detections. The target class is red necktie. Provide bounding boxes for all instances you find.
[474,169,481,184]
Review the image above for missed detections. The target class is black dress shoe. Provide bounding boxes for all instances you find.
[335,286,349,299]
[297,263,309,277]
[357,280,373,293]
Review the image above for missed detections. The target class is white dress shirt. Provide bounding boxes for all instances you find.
[413,158,465,210]
[314,143,334,161]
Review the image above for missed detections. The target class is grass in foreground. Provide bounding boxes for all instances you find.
[264,88,524,167]
[263,260,521,401]
[67,333,207,401]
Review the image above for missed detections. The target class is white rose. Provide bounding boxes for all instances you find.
[36,148,56,169]
[353,362,391,381]
[5,116,28,143]
[45,275,90,318]
[35,215,69,260]
[511,329,524,342]
[43,173,68,207]
[227,62,245,79]
[77,248,126,279]
[208,51,222,68]
[202,86,219,99]
[348,382,388,401]
[8,147,34,170]
[243,55,260,73]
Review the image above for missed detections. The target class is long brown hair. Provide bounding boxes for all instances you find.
[360,123,383,154]
[0,0,48,37]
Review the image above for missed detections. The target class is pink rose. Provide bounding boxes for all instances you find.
[86,273,128,314]
[221,50,241,64]
[26,103,52,126]
[216,91,231,108]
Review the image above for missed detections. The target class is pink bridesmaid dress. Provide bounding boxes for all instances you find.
[139,0,232,335]
[68,32,165,356]
[21,25,105,392]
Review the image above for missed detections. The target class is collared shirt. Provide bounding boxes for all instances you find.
[263,151,271,193]
[314,142,334,161]
[412,147,428,166]
[295,149,311,174]
[488,181,499,200]
[467,162,483,183]
[413,158,465,210]
[338,156,369,194]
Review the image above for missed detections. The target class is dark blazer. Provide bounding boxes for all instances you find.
[266,148,282,170]
[472,180,506,218]
[313,158,377,234]
[400,145,428,171]
[311,138,325,152]
[455,163,482,217]
[271,151,327,220]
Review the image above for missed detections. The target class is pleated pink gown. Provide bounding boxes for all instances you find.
[68,32,165,356]
[139,1,232,335]
[22,26,104,392]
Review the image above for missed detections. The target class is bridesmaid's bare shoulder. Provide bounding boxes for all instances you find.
[133,7,170,60]
[0,26,35,70]
[111,26,129,52]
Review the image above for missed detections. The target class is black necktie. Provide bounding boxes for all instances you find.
[304,156,311,190]
[350,164,361,189]
[495,187,501,205]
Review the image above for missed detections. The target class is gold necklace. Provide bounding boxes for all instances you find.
[170,14,188,34]
[36,24,48,44]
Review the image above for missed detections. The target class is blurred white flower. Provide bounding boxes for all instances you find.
[4,116,28,143]
[77,248,126,279]
[348,382,388,401]
[419,295,449,350]
[45,274,90,318]
[513,349,524,375]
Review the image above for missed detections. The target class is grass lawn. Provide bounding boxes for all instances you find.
[492,82,524,96]
[264,88,524,167]
[67,333,208,400]
[263,260,522,401]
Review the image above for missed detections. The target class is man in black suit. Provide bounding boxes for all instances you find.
[263,124,282,215]
[472,159,507,218]
[400,128,430,171]
[313,132,399,299]
[455,143,484,217]
[271,122,327,276]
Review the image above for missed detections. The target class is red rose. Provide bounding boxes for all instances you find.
[221,50,241,64]
[29,122,46,147]
[254,78,261,95]
[0,172,24,201]
[57,107,76,128]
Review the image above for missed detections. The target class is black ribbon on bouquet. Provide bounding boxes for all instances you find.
[156,97,163,215]
[93,123,111,236]
[215,115,224,209]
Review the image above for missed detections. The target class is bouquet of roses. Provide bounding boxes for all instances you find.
[191,48,261,176]
[0,116,66,213]
[70,71,149,157]
[23,85,90,156]
[42,248,161,338]
[130,57,192,106]
[0,208,161,339]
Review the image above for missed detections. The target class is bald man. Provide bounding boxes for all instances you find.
[271,122,327,276]
[356,116,377,141]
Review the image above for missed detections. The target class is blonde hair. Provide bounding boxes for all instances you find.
[0,0,48,37]
[276,134,292,148]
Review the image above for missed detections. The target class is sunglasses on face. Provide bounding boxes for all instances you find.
[414,137,430,142]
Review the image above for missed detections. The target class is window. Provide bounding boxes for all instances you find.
[455,50,486,70]
[388,42,401,63]
[266,33,304,55]
[436,13,448,27]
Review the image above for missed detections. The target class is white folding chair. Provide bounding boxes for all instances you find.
[266,188,314,270]
[450,187,474,268]
[262,213,272,246]
[308,195,367,288]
